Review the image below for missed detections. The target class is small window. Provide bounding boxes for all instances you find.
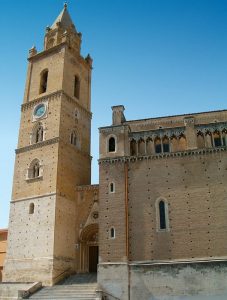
[70,131,77,146]
[108,137,116,152]
[159,200,166,230]
[39,69,48,94]
[74,76,80,99]
[29,203,34,214]
[109,182,115,193]
[110,227,115,239]
[27,159,42,180]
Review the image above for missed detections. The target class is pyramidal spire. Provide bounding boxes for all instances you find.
[51,3,75,30]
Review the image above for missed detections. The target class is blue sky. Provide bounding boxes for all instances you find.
[0,0,227,228]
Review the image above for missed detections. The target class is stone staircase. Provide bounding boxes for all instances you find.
[29,273,101,300]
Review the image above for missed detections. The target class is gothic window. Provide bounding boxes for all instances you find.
[213,131,222,147]
[70,131,77,146]
[110,227,115,239]
[27,159,41,180]
[39,69,48,94]
[154,137,161,153]
[130,139,137,156]
[138,139,145,155]
[108,137,116,152]
[162,137,170,153]
[109,182,115,193]
[159,200,166,229]
[74,76,80,99]
[29,203,34,214]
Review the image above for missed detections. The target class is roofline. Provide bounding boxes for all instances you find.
[124,108,227,124]
[0,228,8,233]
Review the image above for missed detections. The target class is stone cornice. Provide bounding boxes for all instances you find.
[21,90,92,118]
[16,137,59,154]
[99,146,227,164]
[22,91,62,111]
[28,43,66,61]
[76,184,99,192]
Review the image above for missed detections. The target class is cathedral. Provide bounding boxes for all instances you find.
[2,4,227,300]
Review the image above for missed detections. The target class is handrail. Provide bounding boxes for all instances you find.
[97,290,120,300]
[53,268,70,281]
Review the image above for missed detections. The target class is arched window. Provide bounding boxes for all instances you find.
[27,159,42,180]
[110,227,115,239]
[138,139,145,155]
[109,182,115,193]
[74,76,80,99]
[39,69,48,94]
[159,200,166,229]
[29,203,34,214]
[130,139,137,156]
[108,137,116,152]
[162,137,170,153]
[70,131,77,146]
[213,131,222,147]
[197,131,205,148]
[154,137,161,153]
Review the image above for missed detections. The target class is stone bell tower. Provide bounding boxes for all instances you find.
[3,4,92,285]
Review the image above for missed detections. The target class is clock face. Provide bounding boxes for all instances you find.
[34,104,46,118]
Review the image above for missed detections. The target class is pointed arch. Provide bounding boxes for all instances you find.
[27,159,42,180]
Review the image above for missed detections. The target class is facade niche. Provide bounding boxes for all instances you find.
[130,139,137,156]
[162,137,170,153]
[213,131,222,147]
[39,69,48,94]
[197,131,205,149]
[74,75,80,99]
[70,131,77,146]
[108,137,116,152]
[33,124,44,144]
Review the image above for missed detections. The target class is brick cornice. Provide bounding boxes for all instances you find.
[76,184,99,191]
[99,146,227,164]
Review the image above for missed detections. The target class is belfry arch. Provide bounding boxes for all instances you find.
[79,223,99,273]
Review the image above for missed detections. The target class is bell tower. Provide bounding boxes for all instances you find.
[4,4,92,285]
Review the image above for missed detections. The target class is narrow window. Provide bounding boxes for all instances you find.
[109,182,115,193]
[110,227,115,239]
[108,137,116,152]
[39,70,48,94]
[162,137,170,153]
[74,76,80,99]
[33,162,40,178]
[159,200,166,230]
[29,203,34,214]
[70,131,77,146]
[213,131,222,147]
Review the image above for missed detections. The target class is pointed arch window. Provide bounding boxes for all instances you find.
[27,159,42,180]
[39,69,48,94]
[213,131,222,147]
[74,76,80,99]
[110,227,115,239]
[156,199,169,232]
[109,182,115,193]
[108,137,116,152]
[70,130,77,146]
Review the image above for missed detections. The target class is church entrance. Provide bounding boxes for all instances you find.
[89,246,99,272]
[79,224,99,273]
